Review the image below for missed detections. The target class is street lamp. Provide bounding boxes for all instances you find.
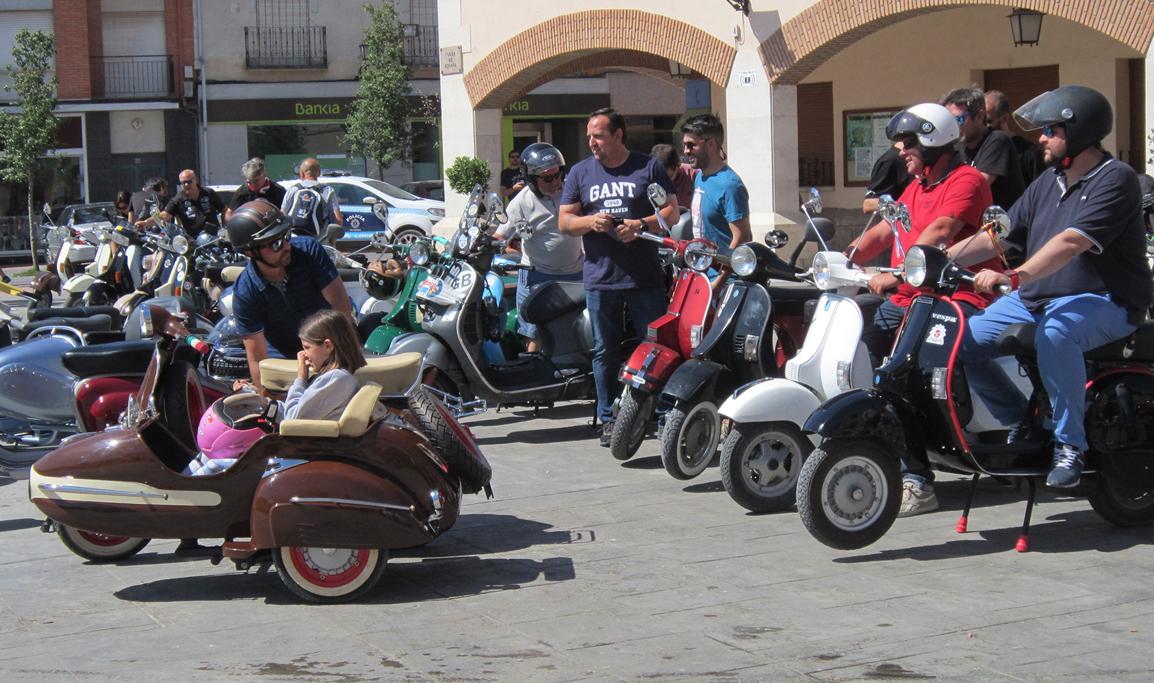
[1008,8,1044,47]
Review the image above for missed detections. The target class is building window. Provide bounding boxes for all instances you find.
[245,0,327,70]
[402,0,438,67]
[797,82,835,187]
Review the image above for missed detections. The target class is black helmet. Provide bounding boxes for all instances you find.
[1014,85,1112,164]
[520,142,565,196]
[226,199,289,251]
[359,261,403,300]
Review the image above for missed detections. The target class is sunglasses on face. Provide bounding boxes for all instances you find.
[954,113,970,126]
[1043,124,1065,137]
[257,236,288,252]
[538,172,563,183]
[180,179,194,185]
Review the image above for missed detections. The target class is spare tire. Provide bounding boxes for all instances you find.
[407,385,491,494]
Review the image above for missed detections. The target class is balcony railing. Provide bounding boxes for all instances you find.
[403,25,438,67]
[245,25,327,69]
[91,55,174,99]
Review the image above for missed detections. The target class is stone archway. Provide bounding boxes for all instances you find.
[761,0,1154,85]
[464,10,737,109]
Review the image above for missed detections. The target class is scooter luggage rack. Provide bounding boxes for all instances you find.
[423,385,487,418]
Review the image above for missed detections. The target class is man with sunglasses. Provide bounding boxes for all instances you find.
[226,199,351,393]
[495,142,583,353]
[682,113,750,256]
[942,87,1025,210]
[950,85,1152,490]
[160,169,225,238]
[225,157,286,222]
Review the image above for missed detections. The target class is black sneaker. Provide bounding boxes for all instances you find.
[599,420,615,448]
[1046,443,1084,489]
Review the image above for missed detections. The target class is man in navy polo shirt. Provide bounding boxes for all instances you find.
[558,107,678,446]
[227,199,351,392]
[949,86,1153,489]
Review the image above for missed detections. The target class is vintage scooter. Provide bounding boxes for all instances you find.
[61,222,145,308]
[608,184,716,461]
[388,186,595,413]
[30,305,492,603]
[796,221,1154,552]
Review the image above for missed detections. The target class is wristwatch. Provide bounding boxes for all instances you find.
[1005,269,1021,290]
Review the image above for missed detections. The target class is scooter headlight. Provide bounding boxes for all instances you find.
[409,240,431,266]
[731,244,757,277]
[140,306,154,338]
[684,240,714,272]
[904,246,928,287]
[171,235,189,255]
[812,252,832,289]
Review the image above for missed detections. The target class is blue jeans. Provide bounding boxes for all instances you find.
[587,287,668,423]
[961,291,1135,452]
[516,269,583,338]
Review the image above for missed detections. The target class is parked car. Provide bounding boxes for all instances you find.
[282,174,445,250]
[42,201,116,264]
[205,185,237,212]
[400,179,445,201]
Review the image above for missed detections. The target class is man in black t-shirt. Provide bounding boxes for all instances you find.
[225,157,286,222]
[862,142,911,213]
[942,87,1025,209]
[499,150,525,201]
[131,176,170,232]
[951,86,1153,490]
[161,169,225,238]
[986,90,1046,185]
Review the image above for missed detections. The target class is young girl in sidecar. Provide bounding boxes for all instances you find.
[29,304,492,603]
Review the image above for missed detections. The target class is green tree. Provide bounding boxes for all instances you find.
[343,3,413,177]
[445,156,492,194]
[0,29,58,270]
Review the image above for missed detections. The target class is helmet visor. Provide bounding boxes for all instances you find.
[1012,90,1067,131]
[885,111,933,143]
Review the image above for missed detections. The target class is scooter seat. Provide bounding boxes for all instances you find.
[20,314,115,341]
[258,352,423,394]
[61,339,156,378]
[766,279,823,303]
[203,263,246,285]
[520,280,586,325]
[27,305,121,326]
[997,321,1154,362]
[338,268,361,282]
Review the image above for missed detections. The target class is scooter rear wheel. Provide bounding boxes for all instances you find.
[609,388,654,461]
[1087,474,1154,526]
[58,525,150,562]
[720,422,813,513]
[408,384,491,494]
[796,439,900,550]
[274,546,387,603]
[660,402,721,480]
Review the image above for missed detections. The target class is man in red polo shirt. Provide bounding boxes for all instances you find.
[846,102,1002,516]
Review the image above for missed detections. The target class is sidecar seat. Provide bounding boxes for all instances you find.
[258,352,422,394]
[279,382,383,438]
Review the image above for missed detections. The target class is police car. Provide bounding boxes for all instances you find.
[282,173,445,250]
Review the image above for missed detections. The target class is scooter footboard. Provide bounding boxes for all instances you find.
[251,461,457,550]
[719,377,822,431]
[803,389,923,459]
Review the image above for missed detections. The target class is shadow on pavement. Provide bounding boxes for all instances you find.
[0,517,42,532]
[683,479,725,494]
[620,455,663,470]
[475,422,596,446]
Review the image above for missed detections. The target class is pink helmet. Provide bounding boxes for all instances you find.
[196,395,276,460]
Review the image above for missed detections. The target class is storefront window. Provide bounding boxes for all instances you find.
[247,123,365,180]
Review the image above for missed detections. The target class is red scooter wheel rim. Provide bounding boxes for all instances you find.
[76,530,134,547]
[288,547,372,588]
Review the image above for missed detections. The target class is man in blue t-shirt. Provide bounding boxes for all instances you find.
[559,108,678,445]
[949,86,1153,489]
[226,199,352,393]
[682,114,751,256]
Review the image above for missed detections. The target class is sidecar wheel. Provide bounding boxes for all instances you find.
[660,402,721,480]
[159,359,205,447]
[274,546,386,604]
[720,422,813,513]
[796,439,900,550]
[609,388,654,461]
[408,384,491,494]
[58,525,149,562]
[1087,475,1154,526]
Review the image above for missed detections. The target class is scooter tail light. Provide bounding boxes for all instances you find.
[689,324,703,349]
[931,367,949,400]
[836,361,852,391]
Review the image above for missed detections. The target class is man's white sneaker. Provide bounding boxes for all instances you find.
[898,480,939,517]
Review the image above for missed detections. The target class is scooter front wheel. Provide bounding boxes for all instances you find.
[660,402,721,480]
[274,546,387,604]
[720,422,813,513]
[58,525,150,562]
[609,388,655,461]
[796,439,900,550]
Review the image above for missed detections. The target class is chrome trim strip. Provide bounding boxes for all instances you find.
[289,496,413,513]
[38,483,167,500]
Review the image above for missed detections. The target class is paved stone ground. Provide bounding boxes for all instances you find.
[1,274,1153,681]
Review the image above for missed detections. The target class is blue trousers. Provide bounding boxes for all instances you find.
[587,287,668,423]
[961,291,1135,451]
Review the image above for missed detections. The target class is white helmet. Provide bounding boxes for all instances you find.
[886,103,960,149]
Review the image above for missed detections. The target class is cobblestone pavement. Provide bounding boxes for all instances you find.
[0,275,1152,681]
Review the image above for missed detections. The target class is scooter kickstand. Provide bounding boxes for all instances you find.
[1015,478,1037,553]
[956,473,981,533]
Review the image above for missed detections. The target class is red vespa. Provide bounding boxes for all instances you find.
[607,183,722,461]
[30,305,493,603]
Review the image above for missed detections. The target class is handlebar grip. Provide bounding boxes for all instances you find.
[996,284,1012,296]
